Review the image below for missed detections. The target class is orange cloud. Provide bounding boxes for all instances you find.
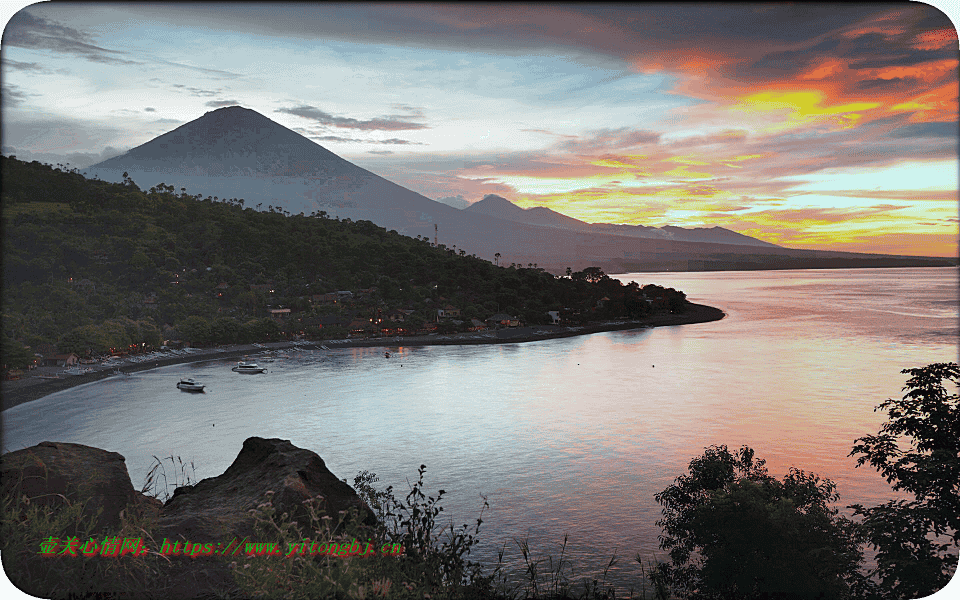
[913,28,958,51]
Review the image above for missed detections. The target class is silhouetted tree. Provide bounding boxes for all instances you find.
[654,445,868,600]
[850,362,960,598]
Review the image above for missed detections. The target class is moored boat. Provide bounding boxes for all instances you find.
[177,378,205,392]
[231,361,266,374]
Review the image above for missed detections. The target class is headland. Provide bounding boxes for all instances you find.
[1,303,724,411]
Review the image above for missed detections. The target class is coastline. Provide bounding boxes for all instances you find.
[1,303,724,411]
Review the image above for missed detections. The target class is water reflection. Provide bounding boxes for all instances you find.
[2,267,956,590]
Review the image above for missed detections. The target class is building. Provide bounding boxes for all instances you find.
[43,353,79,367]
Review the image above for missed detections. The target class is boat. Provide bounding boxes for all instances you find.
[231,361,266,374]
[176,378,205,392]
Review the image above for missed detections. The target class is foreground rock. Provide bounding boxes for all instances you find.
[1,436,374,599]
[0,441,161,531]
[156,436,375,542]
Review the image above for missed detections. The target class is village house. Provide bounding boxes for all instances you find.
[385,310,407,322]
[311,292,339,305]
[268,308,292,321]
[486,313,520,328]
[43,353,79,367]
[436,305,461,320]
[348,318,372,337]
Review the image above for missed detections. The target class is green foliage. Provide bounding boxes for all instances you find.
[1,472,171,599]
[58,317,162,355]
[233,465,496,599]
[1,334,33,370]
[2,156,687,350]
[176,315,213,346]
[654,445,867,600]
[850,362,960,598]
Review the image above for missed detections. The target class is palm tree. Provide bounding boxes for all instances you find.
[495,252,501,266]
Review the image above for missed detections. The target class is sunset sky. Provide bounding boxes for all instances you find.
[2,2,957,256]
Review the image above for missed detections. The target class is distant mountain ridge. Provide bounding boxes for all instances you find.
[87,106,952,273]
[465,194,780,248]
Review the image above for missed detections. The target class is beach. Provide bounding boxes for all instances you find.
[1,303,724,411]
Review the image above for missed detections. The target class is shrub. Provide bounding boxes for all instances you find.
[653,445,867,600]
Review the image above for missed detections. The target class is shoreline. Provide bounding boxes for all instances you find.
[1,303,724,411]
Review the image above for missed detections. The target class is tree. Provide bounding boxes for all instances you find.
[1,335,33,370]
[177,315,212,346]
[653,445,867,600]
[582,266,606,283]
[849,362,960,598]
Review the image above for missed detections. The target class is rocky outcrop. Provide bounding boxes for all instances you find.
[0,441,161,531]
[1,436,374,599]
[155,436,375,542]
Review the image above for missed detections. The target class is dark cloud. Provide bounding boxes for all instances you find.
[887,121,959,139]
[734,49,818,81]
[1,84,34,108]
[143,107,156,112]
[205,100,241,108]
[378,138,423,145]
[849,47,957,70]
[277,105,429,131]
[1,59,46,72]
[367,150,394,155]
[5,10,142,66]
[293,129,424,145]
[171,85,220,98]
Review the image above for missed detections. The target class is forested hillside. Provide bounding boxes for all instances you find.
[1,157,686,368]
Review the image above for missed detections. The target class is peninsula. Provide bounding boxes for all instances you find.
[2,156,721,409]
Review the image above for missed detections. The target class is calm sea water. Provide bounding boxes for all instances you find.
[3,267,957,591]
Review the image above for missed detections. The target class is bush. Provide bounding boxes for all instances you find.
[653,445,867,600]
[850,362,960,598]
[232,465,495,599]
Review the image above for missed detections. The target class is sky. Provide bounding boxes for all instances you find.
[1,2,958,256]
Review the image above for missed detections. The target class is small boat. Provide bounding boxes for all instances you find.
[177,378,205,392]
[232,361,266,374]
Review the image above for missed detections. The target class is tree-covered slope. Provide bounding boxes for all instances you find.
[1,157,686,364]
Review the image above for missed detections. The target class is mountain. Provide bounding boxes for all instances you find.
[466,194,780,248]
[466,194,597,233]
[88,107,953,274]
[92,106,358,178]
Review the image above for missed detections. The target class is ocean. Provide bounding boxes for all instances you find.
[3,266,957,592]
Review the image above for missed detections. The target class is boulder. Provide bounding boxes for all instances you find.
[155,436,375,543]
[2,437,375,599]
[0,441,161,532]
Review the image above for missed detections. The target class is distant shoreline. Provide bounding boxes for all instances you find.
[1,303,724,411]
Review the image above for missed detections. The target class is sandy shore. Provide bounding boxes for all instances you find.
[1,303,724,411]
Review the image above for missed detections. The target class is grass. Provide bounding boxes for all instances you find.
[140,455,197,502]
[0,466,173,599]
[2,461,673,599]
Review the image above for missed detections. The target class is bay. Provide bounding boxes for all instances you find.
[3,266,957,591]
